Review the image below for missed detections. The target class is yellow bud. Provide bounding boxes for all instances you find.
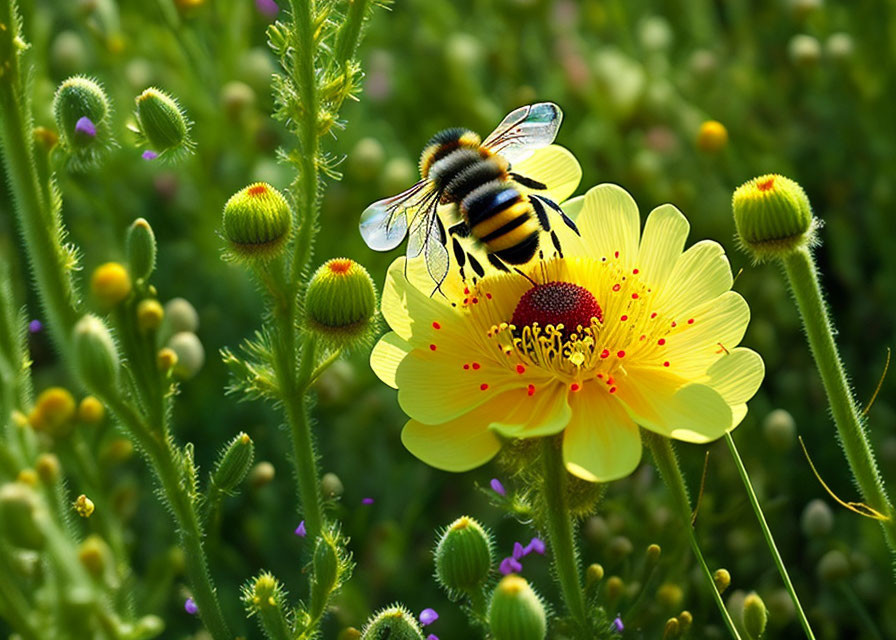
[30,387,76,438]
[742,592,768,640]
[17,469,38,486]
[91,262,132,307]
[78,396,105,424]
[78,535,109,577]
[74,494,95,518]
[35,454,61,484]
[657,583,684,608]
[585,563,604,586]
[100,438,135,465]
[157,347,178,372]
[663,617,681,639]
[677,610,693,632]
[714,568,731,594]
[605,576,624,600]
[696,120,728,153]
[249,461,275,488]
[137,298,164,332]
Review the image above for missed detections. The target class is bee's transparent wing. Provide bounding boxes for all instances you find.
[481,102,563,166]
[359,180,434,251]
[406,192,442,258]
[423,214,449,290]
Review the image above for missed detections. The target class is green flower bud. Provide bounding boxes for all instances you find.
[249,461,276,488]
[126,218,157,281]
[164,297,199,333]
[52,76,113,166]
[361,604,425,640]
[137,299,164,333]
[134,87,193,157]
[762,408,796,452]
[742,592,768,640]
[0,483,45,550]
[304,258,378,348]
[434,516,494,596]
[321,472,344,498]
[210,432,254,495]
[800,499,833,538]
[677,610,693,633]
[243,572,292,639]
[78,534,110,578]
[51,31,87,76]
[167,331,204,379]
[73,315,120,395]
[646,543,662,567]
[488,575,547,640]
[222,183,292,261]
[663,617,681,639]
[817,549,850,583]
[713,568,732,594]
[585,563,605,586]
[657,582,684,608]
[311,534,341,614]
[732,174,815,262]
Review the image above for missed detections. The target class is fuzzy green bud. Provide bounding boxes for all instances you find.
[434,516,493,596]
[311,534,340,614]
[222,183,292,260]
[800,499,833,538]
[164,297,199,333]
[488,575,547,640]
[360,605,425,640]
[321,472,344,498]
[134,87,193,155]
[742,592,768,640]
[732,174,814,261]
[243,572,292,639]
[305,258,377,347]
[713,568,732,594]
[167,331,204,379]
[126,218,157,281]
[0,483,45,550]
[52,76,111,151]
[73,315,120,394]
[210,432,254,495]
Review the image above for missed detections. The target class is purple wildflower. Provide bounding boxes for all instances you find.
[294,521,306,537]
[142,150,159,161]
[75,116,96,138]
[419,608,439,626]
[512,542,525,560]
[524,537,546,555]
[499,556,523,575]
[490,478,506,496]
[185,597,198,615]
[28,320,42,334]
[255,0,278,17]
[427,636,439,640]
[612,616,624,632]
[362,497,374,505]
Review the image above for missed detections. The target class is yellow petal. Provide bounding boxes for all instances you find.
[636,204,690,290]
[577,184,641,269]
[654,240,733,317]
[704,347,765,404]
[563,389,642,482]
[615,368,733,443]
[381,258,459,344]
[401,398,506,472]
[370,332,412,389]
[488,382,571,439]
[561,195,585,221]
[512,145,582,203]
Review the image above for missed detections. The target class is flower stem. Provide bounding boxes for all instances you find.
[724,433,815,639]
[781,247,896,557]
[645,432,742,640]
[539,437,588,635]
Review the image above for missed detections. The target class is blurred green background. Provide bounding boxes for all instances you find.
[2,0,895,637]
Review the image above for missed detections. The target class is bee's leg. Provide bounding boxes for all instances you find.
[487,254,510,272]
[452,237,467,282]
[551,230,564,259]
[448,221,471,238]
[539,195,580,236]
[529,195,552,232]
[468,253,485,279]
[510,173,547,190]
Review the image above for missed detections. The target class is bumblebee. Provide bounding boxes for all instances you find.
[359,102,579,290]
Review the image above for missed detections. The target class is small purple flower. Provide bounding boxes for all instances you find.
[294,521,306,537]
[490,478,506,496]
[612,616,624,632]
[185,597,198,615]
[28,319,42,334]
[427,636,439,640]
[75,116,96,138]
[524,537,546,555]
[362,497,374,505]
[512,541,525,560]
[419,608,439,626]
[499,556,523,575]
[255,0,278,17]
[142,150,159,161]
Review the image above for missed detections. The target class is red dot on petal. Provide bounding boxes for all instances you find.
[663,361,670,367]
[688,318,695,324]
[527,384,535,396]
[631,293,639,299]
[480,383,489,391]
[671,321,677,327]
[620,315,628,321]
[432,321,441,329]
[486,292,493,299]
[516,364,526,374]
[609,386,617,394]
[472,362,481,370]
[614,251,619,258]
[633,268,639,274]
[617,350,625,358]
[600,349,610,359]
[429,344,437,351]
[463,364,470,370]
[651,312,657,319]
[658,338,666,346]
[612,284,621,292]
[472,297,479,304]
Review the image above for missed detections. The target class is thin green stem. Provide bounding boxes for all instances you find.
[782,247,896,558]
[724,433,815,638]
[539,437,588,635]
[645,432,742,640]
[0,548,39,640]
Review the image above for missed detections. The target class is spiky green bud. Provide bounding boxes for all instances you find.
[0,483,45,550]
[52,76,113,166]
[360,605,425,640]
[434,516,493,597]
[305,258,377,348]
[310,534,340,615]
[222,183,292,261]
[732,174,815,262]
[134,87,193,156]
[126,218,157,281]
[742,592,768,640]
[243,572,292,639]
[210,432,254,495]
[488,575,547,640]
[72,315,120,395]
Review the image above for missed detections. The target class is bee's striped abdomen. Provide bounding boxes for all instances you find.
[461,182,540,265]
[442,158,506,203]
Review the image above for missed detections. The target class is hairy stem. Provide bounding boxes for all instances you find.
[539,437,588,634]
[724,433,815,638]
[645,433,742,640]
[781,247,896,558]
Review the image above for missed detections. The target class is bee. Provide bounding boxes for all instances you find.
[359,102,579,291]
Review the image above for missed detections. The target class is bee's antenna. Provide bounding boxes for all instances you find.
[514,268,538,287]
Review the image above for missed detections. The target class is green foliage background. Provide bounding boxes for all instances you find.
[2,0,895,638]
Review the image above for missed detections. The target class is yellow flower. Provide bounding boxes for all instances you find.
[371,183,764,482]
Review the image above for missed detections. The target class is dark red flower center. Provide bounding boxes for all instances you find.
[511,282,603,336]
